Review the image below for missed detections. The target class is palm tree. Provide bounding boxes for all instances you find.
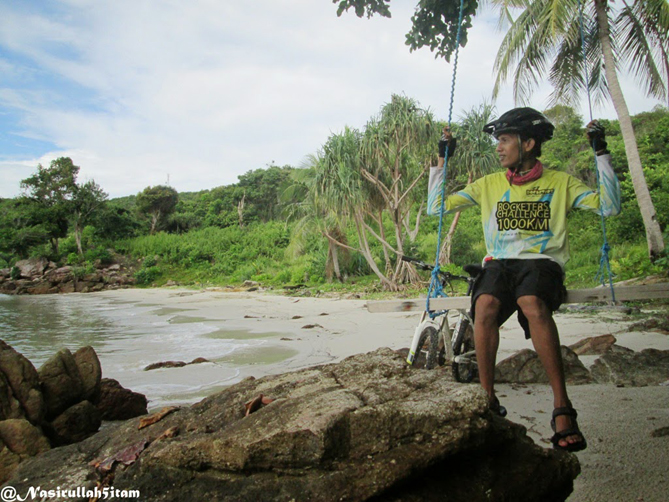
[283,162,350,283]
[440,102,499,264]
[491,0,668,260]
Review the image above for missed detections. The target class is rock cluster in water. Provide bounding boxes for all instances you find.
[4,348,581,502]
[0,341,147,483]
[0,257,136,295]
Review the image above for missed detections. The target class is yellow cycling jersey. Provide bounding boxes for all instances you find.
[427,156,621,267]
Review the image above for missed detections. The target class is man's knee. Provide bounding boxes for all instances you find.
[517,295,551,320]
[475,294,501,323]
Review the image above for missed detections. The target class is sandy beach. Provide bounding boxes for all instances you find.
[88,287,668,502]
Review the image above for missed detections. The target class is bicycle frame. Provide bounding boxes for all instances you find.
[407,309,463,365]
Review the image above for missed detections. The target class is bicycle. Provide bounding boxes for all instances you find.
[401,255,481,383]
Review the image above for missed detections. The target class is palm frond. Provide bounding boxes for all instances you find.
[616,1,668,102]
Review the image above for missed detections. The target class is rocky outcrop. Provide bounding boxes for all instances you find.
[0,342,146,484]
[590,346,669,386]
[569,334,617,355]
[4,349,580,502]
[495,346,593,385]
[0,257,136,295]
[96,379,148,421]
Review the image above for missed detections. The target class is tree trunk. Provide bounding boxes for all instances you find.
[238,193,246,228]
[594,0,665,260]
[331,242,342,282]
[75,221,84,256]
[355,213,398,291]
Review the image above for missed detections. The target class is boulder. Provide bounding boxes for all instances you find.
[495,347,593,384]
[38,348,85,420]
[44,266,74,284]
[15,257,49,279]
[0,371,23,421]
[0,341,45,423]
[0,418,50,484]
[48,400,101,446]
[569,334,617,355]
[73,346,102,401]
[5,349,580,502]
[95,378,148,420]
[590,346,669,386]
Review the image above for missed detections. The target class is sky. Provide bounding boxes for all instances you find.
[0,0,664,199]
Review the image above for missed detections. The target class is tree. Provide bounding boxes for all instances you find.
[136,185,179,235]
[491,0,668,260]
[71,180,108,255]
[0,198,49,260]
[283,165,350,283]
[440,102,498,263]
[311,95,439,290]
[333,0,479,62]
[20,157,79,254]
[359,94,437,284]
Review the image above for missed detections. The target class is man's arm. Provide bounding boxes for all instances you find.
[427,127,477,216]
[571,121,621,216]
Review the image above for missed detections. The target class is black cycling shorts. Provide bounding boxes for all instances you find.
[470,259,566,339]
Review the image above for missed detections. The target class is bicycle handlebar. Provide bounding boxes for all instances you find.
[400,255,471,283]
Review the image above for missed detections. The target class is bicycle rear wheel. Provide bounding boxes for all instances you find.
[451,317,477,383]
[413,326,442,370]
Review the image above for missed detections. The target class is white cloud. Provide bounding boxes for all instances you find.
[0,1,664,199]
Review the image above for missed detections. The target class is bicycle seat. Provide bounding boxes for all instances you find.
[463,264,483,279]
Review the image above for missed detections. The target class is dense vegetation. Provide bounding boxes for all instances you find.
[1,99,668,294]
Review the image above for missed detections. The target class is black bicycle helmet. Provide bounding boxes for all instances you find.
[483,107,554,142]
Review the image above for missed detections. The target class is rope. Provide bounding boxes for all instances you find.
[426,0,466,317]
[578,0,617,303]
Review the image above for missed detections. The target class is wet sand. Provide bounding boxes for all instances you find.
[94,288,669,502]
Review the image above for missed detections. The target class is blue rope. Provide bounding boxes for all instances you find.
[426,0,466,317]
[578,0,617,303]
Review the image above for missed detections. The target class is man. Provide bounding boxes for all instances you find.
[427,108,621,452]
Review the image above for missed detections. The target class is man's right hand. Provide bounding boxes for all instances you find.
[439,126,457,158]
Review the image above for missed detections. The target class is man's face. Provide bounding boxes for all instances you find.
[495,133,520,169]
[495,133,535,169]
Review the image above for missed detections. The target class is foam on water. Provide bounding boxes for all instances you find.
[0,292,293,409]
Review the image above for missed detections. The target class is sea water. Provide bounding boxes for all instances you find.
[0,292,292,410]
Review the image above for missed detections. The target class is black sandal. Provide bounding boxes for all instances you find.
[550,407,587,452]
[490,397,507,418]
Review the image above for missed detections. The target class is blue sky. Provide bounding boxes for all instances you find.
[0,0,663,199]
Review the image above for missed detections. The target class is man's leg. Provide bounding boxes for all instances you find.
[516,295,583,448]
[474,294,502,404]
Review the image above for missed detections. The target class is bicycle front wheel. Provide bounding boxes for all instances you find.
[451,317,477,383]
[413,325,442,370]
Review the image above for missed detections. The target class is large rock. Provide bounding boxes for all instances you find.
[15,257,49,279]
[0,419,50,484]
[38,348,85,420]
[73,346,102,401]
[590,346,669,386]
[569,334,617,355]
[0,341,45,423]
[48,401,101,446]
[95,378,148,420]
[495,347,593,384]
[44,266,74,284]
[5,349,580,502]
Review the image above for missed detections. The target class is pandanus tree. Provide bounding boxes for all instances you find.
[491,0,669,259]
[310,95,439,290]
[359,94,438,284]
